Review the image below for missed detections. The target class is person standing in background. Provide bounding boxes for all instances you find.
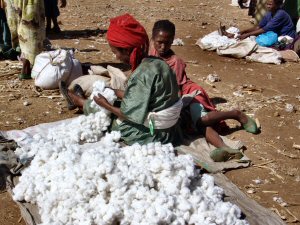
[44,0,66,33]
[5,0,45,79]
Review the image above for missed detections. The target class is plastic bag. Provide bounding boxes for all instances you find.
[255,31,278,47]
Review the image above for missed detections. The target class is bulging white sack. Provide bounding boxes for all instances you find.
[31,49,83,89]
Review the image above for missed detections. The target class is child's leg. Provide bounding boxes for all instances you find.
[204,126,227,148]
[199,110,248,127]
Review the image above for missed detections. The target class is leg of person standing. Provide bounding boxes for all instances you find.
[5,0,45,78]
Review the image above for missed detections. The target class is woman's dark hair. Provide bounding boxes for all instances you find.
[152,20,176,38]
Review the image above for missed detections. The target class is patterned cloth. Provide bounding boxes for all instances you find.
[5,0,45,64]
[254,0,267,24]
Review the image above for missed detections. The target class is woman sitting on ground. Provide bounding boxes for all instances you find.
[149,20,259,162]
[60,14,182,146]
[239,0,296,40]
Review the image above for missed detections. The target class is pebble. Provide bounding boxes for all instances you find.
[285,103,294,113]
[247,189,256,194]
[253,179,262,185]
[23,101,31,106]
[206,73,220,83]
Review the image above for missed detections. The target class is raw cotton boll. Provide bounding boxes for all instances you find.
[13,132,248,225]
[177,198,192,212]
[226,27,240,34]
[89,81,117,113]
[149,158,163,173]
[107,174,123,191]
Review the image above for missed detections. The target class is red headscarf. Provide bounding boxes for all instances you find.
[107,14,149,71]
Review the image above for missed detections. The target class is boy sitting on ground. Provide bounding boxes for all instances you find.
[149,20,259,162]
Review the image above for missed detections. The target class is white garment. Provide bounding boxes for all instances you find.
[143,99,183,130]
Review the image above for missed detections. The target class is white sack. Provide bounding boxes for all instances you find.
[217,38,258,58]
[31,49,83,89]
[246,46,282,64]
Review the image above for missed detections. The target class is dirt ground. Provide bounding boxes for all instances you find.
[0,0,299,224]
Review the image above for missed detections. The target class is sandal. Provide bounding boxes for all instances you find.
[18,73,32,80]
[210,147,243,162]
[243,116,259,134]
[59,81,76,110]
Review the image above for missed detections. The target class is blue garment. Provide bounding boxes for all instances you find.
[44,0,60,18]
[259,9,296,38]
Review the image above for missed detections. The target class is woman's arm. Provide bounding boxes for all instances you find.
[113,89,125,99]
[239,27,265,40]
[240,26,260,35]
[93,94,126,120]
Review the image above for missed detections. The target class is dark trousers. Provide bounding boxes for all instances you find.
[0,9,11,47]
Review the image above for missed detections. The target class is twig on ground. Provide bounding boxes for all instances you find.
[39,95,62,99]
[252,160,275,167]
[266,143,299,159]
[283,207,299,223]
[270,207,287,220]
[253,165,284,180]
[262,190,279,194]
[18,216,23,223]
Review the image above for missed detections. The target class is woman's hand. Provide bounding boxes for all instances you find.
[238,33,248,40]
[93,94,109,107]
[93,94,126,120]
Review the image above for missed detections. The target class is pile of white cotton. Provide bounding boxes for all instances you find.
[13,139,248,224]
[15,80,116,161]
[12,80,248,225]
[197,27,239,51]
[89,80,117,113]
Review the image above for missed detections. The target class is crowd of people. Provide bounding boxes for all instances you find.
[1,0,299,163]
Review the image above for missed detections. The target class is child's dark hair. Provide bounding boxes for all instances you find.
[152,20,175,38]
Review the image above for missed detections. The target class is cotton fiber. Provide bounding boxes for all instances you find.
[13,82,248,225]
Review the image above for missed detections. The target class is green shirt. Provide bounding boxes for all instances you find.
[118,57,182,145]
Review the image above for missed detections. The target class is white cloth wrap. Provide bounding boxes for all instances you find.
[143,99,183,130]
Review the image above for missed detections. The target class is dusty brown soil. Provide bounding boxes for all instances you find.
[0,0,299,224]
